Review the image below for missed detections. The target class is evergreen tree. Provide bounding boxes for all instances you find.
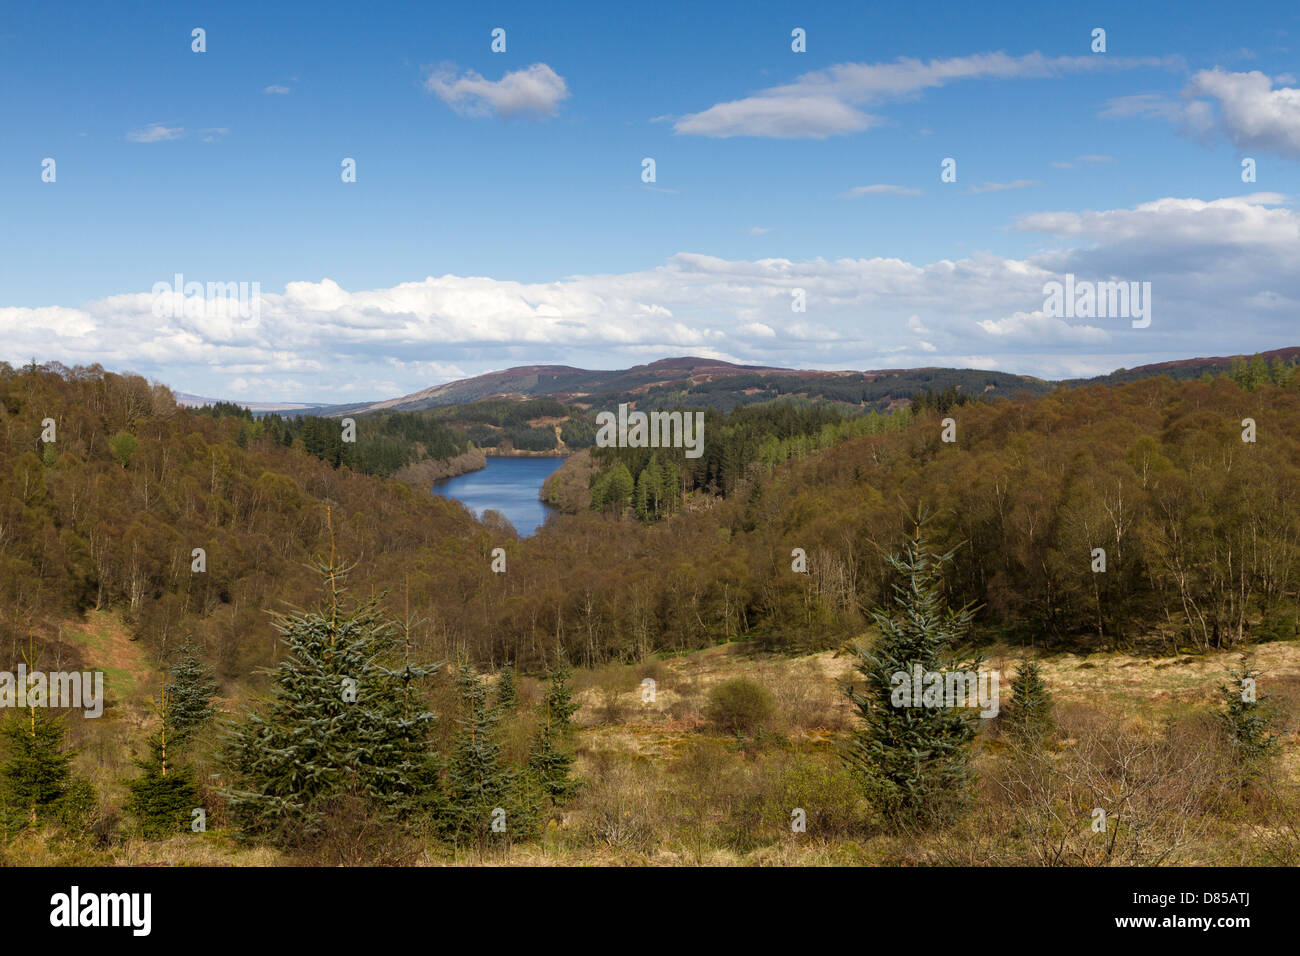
[441,663,532,848]
[164,642,219,738]
[220,541,439,840]
[493,664,518,714]
[843,511,980,827]
[634,468,652,521]
[645,456,665,518]
[1001,658,1054,744]
[1216,660,1280,781]
[589,471,609,513]
[1269,357,1294,388]
[125,686,200,837]
[1247,354,1270,390]
[606,463,634,514]
[0,709,77,832]
[526,650,580,805]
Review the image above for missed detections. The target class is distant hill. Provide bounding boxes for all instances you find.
[1062,346,1300,387]
[173,392,336,414]
[320,356,1054,416]
[184,347,1300,418]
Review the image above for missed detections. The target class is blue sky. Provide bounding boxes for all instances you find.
[2,0,1298,400]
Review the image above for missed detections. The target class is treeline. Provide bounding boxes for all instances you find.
[1066,349,1300,388]
[259,410,469,476]
[195,402,472,477]
[585,402,910,517]
[4,362,1298,688]
[425,398,594,452]
[621,368,1050,412]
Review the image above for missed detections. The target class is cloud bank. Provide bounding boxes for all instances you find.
[3,194,1295,399]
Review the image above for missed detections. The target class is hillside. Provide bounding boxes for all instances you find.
[1064,345,1300,387]
[8,360,1299,675]
[4,359,1300,868]
[319,356,1054,415]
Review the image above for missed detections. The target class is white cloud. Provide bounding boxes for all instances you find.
[1188,69,1300,157]
[1105,70,1300,158]
[840,184,923,198]
[749,226,773,236]
[263,84,291,95]
[426,63,570,119]
[675,96,875,139]
[978,311,1109,343]
[676,51,1179,139]
[127,124,183,143]
[970,179,1041,194]
[6,194,1298,398]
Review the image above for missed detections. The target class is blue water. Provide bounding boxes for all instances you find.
[432,456,564,536]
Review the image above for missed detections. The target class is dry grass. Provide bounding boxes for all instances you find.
[15,625,1300,866]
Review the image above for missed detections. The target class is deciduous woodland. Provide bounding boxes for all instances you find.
[1,359,1298,864]
[4,362,1297,669]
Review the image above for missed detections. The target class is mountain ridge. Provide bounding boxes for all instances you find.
[177,347,1300,416]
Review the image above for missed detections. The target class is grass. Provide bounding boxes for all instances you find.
[23,614,1300,866]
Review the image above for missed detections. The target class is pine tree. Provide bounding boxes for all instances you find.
[493,664,518,714]
[586,471,604,512]
[126,685,200,838]
[0,637,88,833]
[634,468,652,521]
[843,511,980,827]
[526,649,580,805]
[1001,658,1054,744]
[441,663,530,848]
[220,531,439,840]
[164,642,219,738]
[606,463,634,514]
[1216,660,1280,781]
[0,709,77,832]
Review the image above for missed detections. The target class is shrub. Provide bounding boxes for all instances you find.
[705,678,775,735]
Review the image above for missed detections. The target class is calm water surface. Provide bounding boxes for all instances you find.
[432,456,563,536]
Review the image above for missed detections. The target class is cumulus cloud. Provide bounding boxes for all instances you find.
[127,124,183,143]
[1105,70,1300,158]
[978,311,1109,343]
[676,51,1179,138]
[5,194,1297,398]
[1188,69,1300,156]
[263,84,291,95]
[426,63,570,119]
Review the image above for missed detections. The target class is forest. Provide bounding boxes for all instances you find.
[1,358,1298,864]
[3,359,1299,671]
